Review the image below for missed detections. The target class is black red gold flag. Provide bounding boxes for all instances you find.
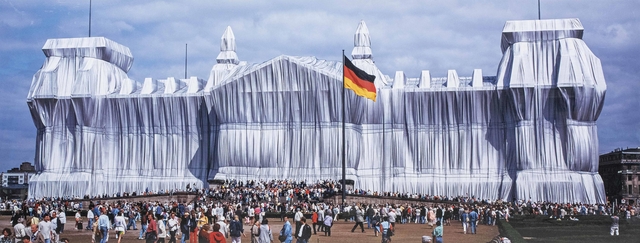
[343,55,376,101]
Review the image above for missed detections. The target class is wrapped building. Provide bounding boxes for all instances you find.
[27,19,606,203]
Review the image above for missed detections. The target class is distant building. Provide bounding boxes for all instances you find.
[599,147,640,205]
[0,162,36,200]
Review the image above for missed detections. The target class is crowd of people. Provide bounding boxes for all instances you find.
[0,179,636,243]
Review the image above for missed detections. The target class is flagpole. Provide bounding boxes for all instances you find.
[341,50,346,208]
[88,0,92,37]
[538,0,541,20]
[185,43,188,79]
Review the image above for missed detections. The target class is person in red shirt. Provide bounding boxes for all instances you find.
[210,223,226,243]
[311,210,318,235]
[145,214,158,243]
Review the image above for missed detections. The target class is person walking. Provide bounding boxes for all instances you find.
[371,212,381,237]
[139,212,149,240]
[443,208,451,226]
[98,209,111,243]
[379,216,393,243]
[198,224,211,243]
[460,209,469,234]
[469,209,478,235]
[258,219,273,243]
[57,210,66,234]
[387,209,397,229]
[610,214,619,236]
[189,213,199,243]
[127,209,138,231]
[249,220,260,243]
[432,221,443,243]
[75,211,82,231]
[427,208,436,228]
[351,206,365,233]
[317,208,325,233]
[366,205,375,229]
[294,209,303,238]
[323,213,333,237]
[86,207,95,231]
[145,214,158,243]
[91,215,100,243]
[180,212,193,243]
[50,212,59,243]
[30,224,45,243]
[14,218,26,243]
[210,223,227,243]
[310,210,318,235]
[157,219,167,243]
[294,217,311,243]
[280,216,293,243]
[229,215,246,243]
[167,212,179,243]
[114,211,126,243]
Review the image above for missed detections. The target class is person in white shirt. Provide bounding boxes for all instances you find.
[37,215,52,242]
[86,209,95,230]
[57,210,66,234]
[13,218,26,243]
[50,212,59,243]
[157,220,167,243]
[294,209,303,236]
[217,216,229,238]
[167,213,179,243]
[75,211,82,231]
[114,212,126,243]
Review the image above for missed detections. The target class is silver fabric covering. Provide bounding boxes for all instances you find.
[27,19,606,203]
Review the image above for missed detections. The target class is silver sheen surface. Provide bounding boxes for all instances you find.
[27,19,606,203]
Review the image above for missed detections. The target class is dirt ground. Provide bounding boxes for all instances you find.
[4,216,499,243]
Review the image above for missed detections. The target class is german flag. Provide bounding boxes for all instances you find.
[344,55,376,101]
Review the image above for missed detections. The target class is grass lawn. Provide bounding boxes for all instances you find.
[502,215,640,243]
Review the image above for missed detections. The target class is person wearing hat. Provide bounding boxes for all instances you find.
[217,215,229,239]
[14,218,26,242]
[179,212,193,243]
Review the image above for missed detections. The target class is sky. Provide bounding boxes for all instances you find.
[0,0,638,170]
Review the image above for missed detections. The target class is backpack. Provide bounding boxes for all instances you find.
[371,216,379,226]
[302,224,312,239]
[381,221,393,237]
[230,220,241,237]
[250,225,261,237]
